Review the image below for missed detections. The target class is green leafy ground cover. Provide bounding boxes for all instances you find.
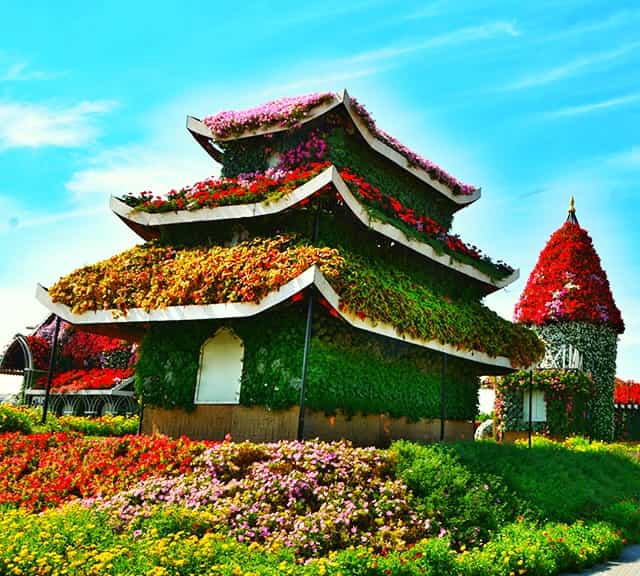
[0,403,138,436]
[0,415,638,576]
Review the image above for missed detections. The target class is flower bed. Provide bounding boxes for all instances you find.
[0,432,211,511]
[48,235,542,367]
[0,404,139,436]
[202,92,477,195]
[203,92,336,138]
[0,437,638,574]
[90,440,421,558]
[515,221,624,333]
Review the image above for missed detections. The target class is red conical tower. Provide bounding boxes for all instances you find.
[515,197,624,334]
[514,198,623,440]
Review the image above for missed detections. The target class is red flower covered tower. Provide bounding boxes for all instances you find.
[514,198,624,440]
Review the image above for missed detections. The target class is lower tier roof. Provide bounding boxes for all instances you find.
[39,236,543,372]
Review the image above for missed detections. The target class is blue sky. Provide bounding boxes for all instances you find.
[1,0,638,378]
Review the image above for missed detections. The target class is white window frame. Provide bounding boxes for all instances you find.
[194,327,244,405]
[522,389,547,422]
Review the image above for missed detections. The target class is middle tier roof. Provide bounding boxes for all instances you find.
[112,164,518,293]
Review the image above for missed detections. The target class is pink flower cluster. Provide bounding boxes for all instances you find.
[203,93,336,139]
[203,92,477,196]
[348,98,477,195]
[276,130,328,170]
[88,440,423,557]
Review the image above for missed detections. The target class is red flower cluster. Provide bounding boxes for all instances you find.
[0,432,214,511]
[615,379,640,405]
[340,169,492,263]
[26,335,51,370]
[35,368,133,393]
[62,331,129,366]
[123,162,332,213]
[514,222,624,333]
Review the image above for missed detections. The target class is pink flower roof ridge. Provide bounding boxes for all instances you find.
[202,91,477,196]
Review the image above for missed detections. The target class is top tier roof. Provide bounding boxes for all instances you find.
[186,90,481,207]
[514,200,624,334]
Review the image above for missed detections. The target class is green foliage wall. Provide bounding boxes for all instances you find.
[496,369,592,437]
[535,323,618,441]
[135,305,480,420]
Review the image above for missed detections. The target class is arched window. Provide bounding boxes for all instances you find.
[194,328,244,404]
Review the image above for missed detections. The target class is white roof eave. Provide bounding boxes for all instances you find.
[36,267,514,370]
[187,90,480,206]
[111,165,518,291]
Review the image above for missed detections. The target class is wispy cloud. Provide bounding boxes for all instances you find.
[66,144,214,201]
[0,61,63,82]
[606,146,640,170]
[401,2,447,21]
[549,8,640,40]
[0,99,117,150]
[505,43,639,90]
[0,206,103,233]
[258,66,387,98]
[545,92,640,119]
[344,21,520,65]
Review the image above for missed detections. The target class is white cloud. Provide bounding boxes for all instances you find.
[0,61,63,82]
[545,92,640,119]
[344,21,520,65]
[506,43,639,90]
[66,144,216,202]
[0,99,117,150]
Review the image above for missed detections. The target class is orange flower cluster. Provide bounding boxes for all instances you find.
[49,236,344,314]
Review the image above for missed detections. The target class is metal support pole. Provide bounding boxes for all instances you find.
[297,292,314,441]
[297,204,321,442]
[528,369,533,448]
[137,393,144,435]
[41,316,61,424]
[440,352,447,441]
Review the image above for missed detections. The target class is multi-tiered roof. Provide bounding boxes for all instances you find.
[37,91,543,370]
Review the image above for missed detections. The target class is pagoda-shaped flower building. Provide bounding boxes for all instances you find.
[37,90,543,443]
[513,199,624,440]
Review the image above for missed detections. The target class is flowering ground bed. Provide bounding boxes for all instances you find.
[0,426,639,575]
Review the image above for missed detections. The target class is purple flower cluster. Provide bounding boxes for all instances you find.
[348,98,477,196]
[203,93,336,139]
[86,440,423,557]
[276,131,327,170]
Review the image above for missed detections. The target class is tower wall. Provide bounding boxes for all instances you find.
[535,322,618,441]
